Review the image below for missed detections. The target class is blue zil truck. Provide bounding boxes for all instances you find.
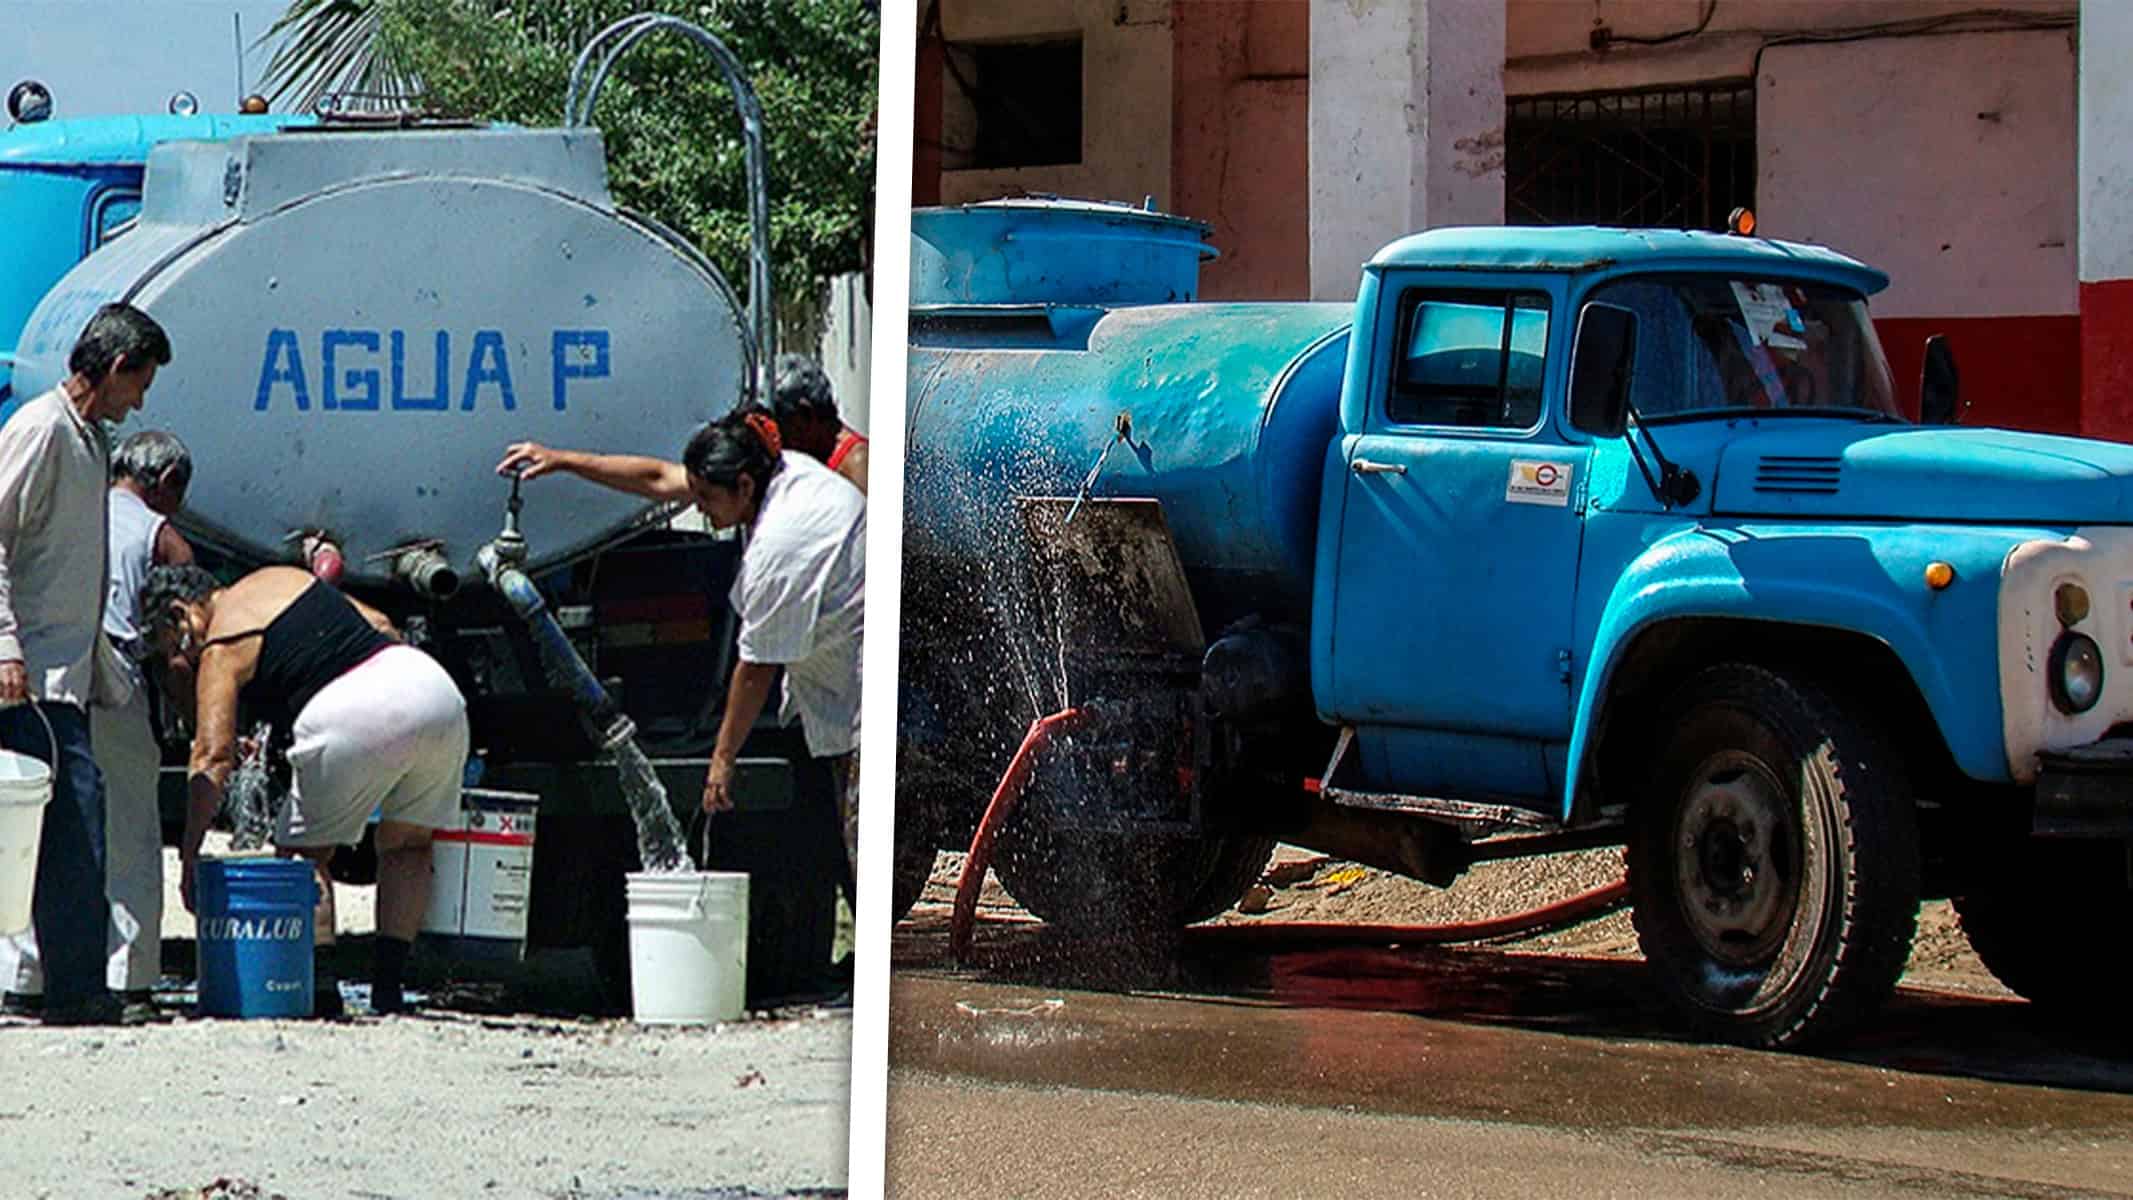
[900,198,2133,1048]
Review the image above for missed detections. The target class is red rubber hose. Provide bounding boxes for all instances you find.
[949,704,1630,958]
[1184,877,1630,948]
[949,707,1086,962]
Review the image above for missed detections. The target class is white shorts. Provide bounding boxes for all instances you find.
[278,645,469,849]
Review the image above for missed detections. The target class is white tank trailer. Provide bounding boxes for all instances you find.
[5,42,835,1004]
[11,126,748,581]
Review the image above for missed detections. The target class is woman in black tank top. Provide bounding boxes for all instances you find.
[141,563,468,1016]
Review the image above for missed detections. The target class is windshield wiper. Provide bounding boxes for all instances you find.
[1624,405,1700,508]
[1735,406,1906,423]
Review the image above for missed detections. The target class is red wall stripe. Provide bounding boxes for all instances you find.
[1874,314,2082,436]
[2081,279,2133,444]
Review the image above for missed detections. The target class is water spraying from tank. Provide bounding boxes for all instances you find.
[223,720,281,852]
[476,472,689,872]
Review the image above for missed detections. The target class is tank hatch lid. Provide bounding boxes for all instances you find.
[139,127,612,228]
[912,195,1217,309]
[929,194,1213,233]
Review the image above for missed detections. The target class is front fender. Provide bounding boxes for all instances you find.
[1561,521,2037,820]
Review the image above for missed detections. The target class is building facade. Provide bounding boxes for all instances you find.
[913,0,2133,440]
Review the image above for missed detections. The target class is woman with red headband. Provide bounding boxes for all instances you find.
[497,406,865,919]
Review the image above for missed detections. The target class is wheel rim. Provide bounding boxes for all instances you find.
[1671,749,1801,970]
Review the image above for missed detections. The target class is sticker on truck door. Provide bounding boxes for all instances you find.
[1507,460,1573,507]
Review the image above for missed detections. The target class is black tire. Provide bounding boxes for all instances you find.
[891,818,940,926]
[992,819,1276,933]
[1628,663,1920,1049]
[1954,841,2132,1022]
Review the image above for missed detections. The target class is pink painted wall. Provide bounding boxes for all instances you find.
[1172,1,1310,300]
[1755,30,2079,429]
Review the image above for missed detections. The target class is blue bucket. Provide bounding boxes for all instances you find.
[195,858,316,1018]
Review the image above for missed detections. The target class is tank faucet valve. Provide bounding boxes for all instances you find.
[378,540,460,602]
[1065,412,1134,526]
[287,529,345,585]
[487,469,530,571]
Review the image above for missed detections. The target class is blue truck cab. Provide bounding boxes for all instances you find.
[0,112,309,416]
[902,200,2133,1048]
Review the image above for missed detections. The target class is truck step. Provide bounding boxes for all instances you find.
[1317,726,1559,839]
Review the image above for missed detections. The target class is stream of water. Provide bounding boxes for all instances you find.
[222,721,280,852]
[612,738,690,873]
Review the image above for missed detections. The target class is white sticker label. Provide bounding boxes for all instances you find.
[1507,460,1573,507]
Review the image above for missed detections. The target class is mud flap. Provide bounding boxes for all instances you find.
[1015,497,1207,832]
[1015,497,1205,662]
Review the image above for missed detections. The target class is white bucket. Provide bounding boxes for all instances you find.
[0,750,53,938]
[625,871,748,1024]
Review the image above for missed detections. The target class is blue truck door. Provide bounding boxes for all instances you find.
[1324,283,1587,741]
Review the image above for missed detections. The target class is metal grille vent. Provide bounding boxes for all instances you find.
[1753,455,1843,494]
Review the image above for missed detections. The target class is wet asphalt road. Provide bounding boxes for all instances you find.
[886,912,2133,1198]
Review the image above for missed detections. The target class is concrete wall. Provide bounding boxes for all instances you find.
[1757,30,2078,431]
[2080,0,2133,439]
[0,1,294,118]
[1505,0,2073,94]
[1171,1,1308,299]
[934,0,1174,210]
[908,0,2094,434]
[1308,0,1506,300]
[817,271,873,436]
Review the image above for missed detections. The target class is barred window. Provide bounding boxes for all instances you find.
[1506,82,1755,232]
[965,39,1082,169]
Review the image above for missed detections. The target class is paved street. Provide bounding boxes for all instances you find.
[887,907,2133,1198]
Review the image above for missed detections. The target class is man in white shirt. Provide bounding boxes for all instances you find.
[3,432,195,1015]
[0,303,170,1026]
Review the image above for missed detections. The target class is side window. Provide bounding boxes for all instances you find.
[1388,290,1551,428]
[89,189,142,249]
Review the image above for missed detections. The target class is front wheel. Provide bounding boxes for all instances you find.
[891,817,940,926]
[1954,841,2132,1022]
[1628,664,1920,1049]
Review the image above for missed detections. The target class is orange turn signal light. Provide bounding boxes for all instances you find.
[1728,207,1757,236]
[1924,561,1955,590]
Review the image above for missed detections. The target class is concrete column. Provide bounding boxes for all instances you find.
[2082,1,2133,441]
[1307,0,1504,301]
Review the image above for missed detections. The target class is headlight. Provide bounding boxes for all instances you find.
[2049,632,2104,714]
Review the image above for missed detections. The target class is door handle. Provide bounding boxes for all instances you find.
[1350,458,1407,476]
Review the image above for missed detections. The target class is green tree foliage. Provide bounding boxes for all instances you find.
[286,1,878,311]
[257,0,420,116]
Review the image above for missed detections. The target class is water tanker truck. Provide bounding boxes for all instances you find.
[899,197,2133,1049]
[0,19,838,1005]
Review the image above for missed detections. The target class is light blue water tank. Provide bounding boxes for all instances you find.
[907,200,1350,626]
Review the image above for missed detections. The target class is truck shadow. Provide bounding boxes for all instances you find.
[894,909,2133,1096]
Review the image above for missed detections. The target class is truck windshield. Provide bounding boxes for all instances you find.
[1588,275,1900,422]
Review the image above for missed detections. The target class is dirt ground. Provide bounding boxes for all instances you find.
[917,842,2015,1000]
[0,835,853,1200]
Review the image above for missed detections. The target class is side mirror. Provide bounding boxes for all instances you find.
[1920,334,1961,424]
[1570,302,1637,437]
[7,80,54,124]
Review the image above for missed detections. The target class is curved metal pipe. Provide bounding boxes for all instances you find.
[564,14,775,403]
